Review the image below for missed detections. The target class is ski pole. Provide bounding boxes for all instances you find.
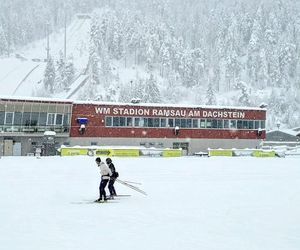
[116,179,147,196]
[122,180,142,185]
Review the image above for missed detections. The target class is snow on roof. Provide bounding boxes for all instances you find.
[267,129,300,137]
[0,95,73,104]
[0,95,266,111]
[292,127,300,132]
[73,100,266,111]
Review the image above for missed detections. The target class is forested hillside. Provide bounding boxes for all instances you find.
[1,0,300,129]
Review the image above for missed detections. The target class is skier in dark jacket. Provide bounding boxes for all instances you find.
[106,158,118,198]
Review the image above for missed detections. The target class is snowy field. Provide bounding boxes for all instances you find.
[0,156,300,250]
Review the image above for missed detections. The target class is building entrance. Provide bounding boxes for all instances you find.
[173,142,189,156]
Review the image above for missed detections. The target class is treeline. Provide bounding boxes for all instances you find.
[2,0,300,128]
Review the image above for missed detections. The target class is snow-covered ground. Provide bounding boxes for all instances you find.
[0,156,299,250]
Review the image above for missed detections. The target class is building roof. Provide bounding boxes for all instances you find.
[0,96,266,111]
[267,129,300,137]
[0,95,73,104]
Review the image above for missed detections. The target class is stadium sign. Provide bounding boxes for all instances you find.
[95,107,245,119]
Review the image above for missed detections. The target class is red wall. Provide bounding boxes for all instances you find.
[70,103,266,139]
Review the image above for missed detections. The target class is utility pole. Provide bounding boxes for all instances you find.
[46,22,50,61]
[64,10,67,61]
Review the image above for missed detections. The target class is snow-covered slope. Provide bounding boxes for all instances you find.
[0,16,91,97]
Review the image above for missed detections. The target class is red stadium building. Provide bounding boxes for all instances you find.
[70,101,266,155]
[0,97,266,156]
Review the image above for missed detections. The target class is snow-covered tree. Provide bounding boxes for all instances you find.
[205,81,216,105]
[43,56,56,94]
[235,81,250,106]
[144,74,161,103]
[55,51,67,91]
[65,57,75,88]
[0,24,8,56]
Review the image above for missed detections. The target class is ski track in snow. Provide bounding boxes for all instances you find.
[0,156,299,250]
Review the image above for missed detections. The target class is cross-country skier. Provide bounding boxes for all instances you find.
[95,157,112,202]
[106,158,118,198]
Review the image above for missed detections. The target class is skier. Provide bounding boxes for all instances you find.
[106,157,118,198]
[95,157,112,202]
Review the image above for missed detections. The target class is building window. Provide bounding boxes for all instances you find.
[63,114,70,126]
[5,112,14,125]
[22,112,31,126]
[224,120,229,129]
[242,120,248,129]
[148,118,154,127]
[13,112,22,126]
[154,118,159,127]
[175,119,180,127]
[181,119,187,128]
[229,120,236,129]
[30,112,39,126]
[0,112,4,125]
[113,117,120,126]
[217,120,223,129]
[200,119,206,128]
[212,120,218,128]
[105,116,112,127]
[237,120,243,129]
[120,117,126,126]
[39,113,47,126]
[192,119,198,128]
[186,119,192,128]
[168,118,174,127]
[91,142,98,146]
[126,117,132,126]
[160,118,166,127]
[56,114,63,125]
[248,120,254,129]
[134,117,140,127]
[47,113,55,125]
[260,120,265,129]
[255,121,260,129]
[206,119,212,128]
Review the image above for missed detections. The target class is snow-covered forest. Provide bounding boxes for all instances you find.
[1,0,300,129]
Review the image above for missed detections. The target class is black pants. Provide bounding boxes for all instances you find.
[99,179,109,200]
[108,178,117,196]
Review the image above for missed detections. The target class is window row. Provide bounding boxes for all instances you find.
[105,116,266,130]
[0,112,70,126]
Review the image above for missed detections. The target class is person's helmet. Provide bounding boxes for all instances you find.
[106,158,112,164]
[95,157,101,163]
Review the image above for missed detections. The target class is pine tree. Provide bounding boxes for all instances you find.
[43,56,56,94]
[235,81,250,106]
[0,24,8,56]
[55,51,67,91]
[205,81,216,105]
[65,57,75,88]
[144,74,161,103]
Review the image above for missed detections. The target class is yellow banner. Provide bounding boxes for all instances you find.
[162,149,182,157]
[60,148,89,156]
[209,149,233,157]
[252,150,276,157]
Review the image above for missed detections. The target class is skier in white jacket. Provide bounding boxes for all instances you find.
[95,157,112,202]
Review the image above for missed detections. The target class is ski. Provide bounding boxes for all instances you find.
[71,200,119,204]
[116,179,147,196]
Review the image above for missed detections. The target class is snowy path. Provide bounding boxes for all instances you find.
[0,156,299,250]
